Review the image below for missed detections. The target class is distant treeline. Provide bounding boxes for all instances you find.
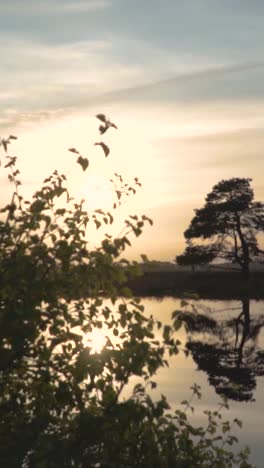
[126,269,264,299]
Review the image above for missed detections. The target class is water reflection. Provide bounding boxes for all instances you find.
[181,298,264,401]
[135,297,264,466]
[83,327,107,353]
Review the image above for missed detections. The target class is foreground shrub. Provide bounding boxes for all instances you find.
[0,126,253,467]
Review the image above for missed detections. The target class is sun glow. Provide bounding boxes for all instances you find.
[77,173,115,210]
[83,327,107,353]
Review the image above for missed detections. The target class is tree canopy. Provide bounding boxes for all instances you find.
[176,178,264,278]
[0,129,253,467]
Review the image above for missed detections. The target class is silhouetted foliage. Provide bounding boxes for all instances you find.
[177,245,216,271]
[0,128,253,467]
[177,178,264,278]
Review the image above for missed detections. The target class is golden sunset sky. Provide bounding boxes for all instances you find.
[1,0,264,260]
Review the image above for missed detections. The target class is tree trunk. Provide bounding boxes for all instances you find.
[237,297,250,366]
[242,263,249,280]
[235,213,250,279]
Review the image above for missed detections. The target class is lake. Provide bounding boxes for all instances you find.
[120,297,264,467]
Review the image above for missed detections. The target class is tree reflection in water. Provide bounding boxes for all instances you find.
[177,298,264,401]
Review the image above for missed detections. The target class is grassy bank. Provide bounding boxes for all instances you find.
[126,270,264,299]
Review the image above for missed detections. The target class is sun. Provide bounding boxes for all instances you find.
[78,174,115,210]
[83,327,107,353]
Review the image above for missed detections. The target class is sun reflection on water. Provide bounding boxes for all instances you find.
[83,327,107,353]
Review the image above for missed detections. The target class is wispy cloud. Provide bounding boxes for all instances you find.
[94,60,264,105]
[0,36,147,124]
[0,35,220,127]
[0,0,111,15]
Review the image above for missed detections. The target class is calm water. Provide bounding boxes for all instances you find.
[122,297,264,467]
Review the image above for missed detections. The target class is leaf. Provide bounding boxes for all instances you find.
[99,125,107,135]
[172,310,181,320]
[163,325,171,341]
[110,121,118,130]
[95,113,107,123]
[4,161,13,169]
[94,142,110,157]
[30,200,46,213]
[68,148,79,154]
[174,319,182,331]
[2,139,8,152]
[54,187,66,198]
[234,418,242,428]
[77,156,89,171]
[141,254,149,263]
[94,219,101,229]
[9,135,17,140]
[180,299,189,307]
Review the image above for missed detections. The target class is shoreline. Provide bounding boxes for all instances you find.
[126,270,264,300]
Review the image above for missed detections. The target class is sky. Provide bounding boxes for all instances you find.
[1,0,264,260]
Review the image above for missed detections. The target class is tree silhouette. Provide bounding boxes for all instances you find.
[176,178,264,278]
[176,299,264,401]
